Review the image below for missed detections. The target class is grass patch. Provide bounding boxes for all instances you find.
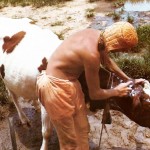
[112,53,150,80]
[127,13,134,24]
[107,11,121,20]
[135,24,150,52]
[55,31,64,40]
[51,21,64,26]
[112,0,125,8]
[85,8,95,18]
[0,0,72,7]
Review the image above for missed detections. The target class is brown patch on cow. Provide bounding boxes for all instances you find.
[2,31,26,53]
[0,64,5,79]
[38,57,48,73]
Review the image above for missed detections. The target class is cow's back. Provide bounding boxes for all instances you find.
[0,17,62,100]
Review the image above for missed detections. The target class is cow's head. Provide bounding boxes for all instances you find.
[79,68,150,128]
[109,76,150,128]
[126,81,150,127]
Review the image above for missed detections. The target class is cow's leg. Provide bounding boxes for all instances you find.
[40,104,53,150]
[8,90,30,126]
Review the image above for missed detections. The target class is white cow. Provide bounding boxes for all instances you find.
[0,17,62,150]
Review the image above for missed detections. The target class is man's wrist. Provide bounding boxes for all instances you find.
[124,77,133,82]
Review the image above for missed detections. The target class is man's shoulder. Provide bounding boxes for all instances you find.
[73,28,99,36]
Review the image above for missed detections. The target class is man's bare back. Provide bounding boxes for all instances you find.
[46,28,101,81]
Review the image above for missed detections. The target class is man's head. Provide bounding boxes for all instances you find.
[103,21,138,52]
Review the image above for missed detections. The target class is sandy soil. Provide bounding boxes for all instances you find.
[0,0,114,38]
[0,0,150,150]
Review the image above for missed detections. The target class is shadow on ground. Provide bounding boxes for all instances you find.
[10,108,59,150]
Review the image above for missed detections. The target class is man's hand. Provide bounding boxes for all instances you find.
[134,78,146,84]
[114,81,133,97]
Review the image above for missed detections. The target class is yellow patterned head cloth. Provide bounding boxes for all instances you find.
[103,21,138,52]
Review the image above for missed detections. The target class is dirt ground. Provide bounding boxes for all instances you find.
[0,0,150,150]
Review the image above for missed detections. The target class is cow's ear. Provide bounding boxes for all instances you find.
[3,31,26,53]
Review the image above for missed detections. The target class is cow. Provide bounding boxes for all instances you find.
[0,17,150,150]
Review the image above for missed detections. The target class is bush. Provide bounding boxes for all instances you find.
[133,24,150,53]
[127,14,134,24]
[111,50,150,81]
[85,8,95,18]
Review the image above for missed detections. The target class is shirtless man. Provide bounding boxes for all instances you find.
[37,21,145,150]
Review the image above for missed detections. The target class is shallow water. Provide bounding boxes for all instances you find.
[124,0,150,11]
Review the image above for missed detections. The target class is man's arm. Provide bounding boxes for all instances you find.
[83,53,132,100]
[107,57,131,81]
[107,57,147,85]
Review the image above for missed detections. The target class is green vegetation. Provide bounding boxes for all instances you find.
[85,8,95,18]
[0,79,8,106]
[136,24,150,51]
[0,0,72,7]
[112,0,125,8]
[127,14,134,24]
[112,53,150,80]
[55,31,65,40]
[107,11,121,20]
[51,21,64,27]
[112,11,120,20]
[0,78,14,120]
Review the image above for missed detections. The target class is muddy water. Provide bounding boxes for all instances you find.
[89,0,150,30]
[89,11,150,30]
